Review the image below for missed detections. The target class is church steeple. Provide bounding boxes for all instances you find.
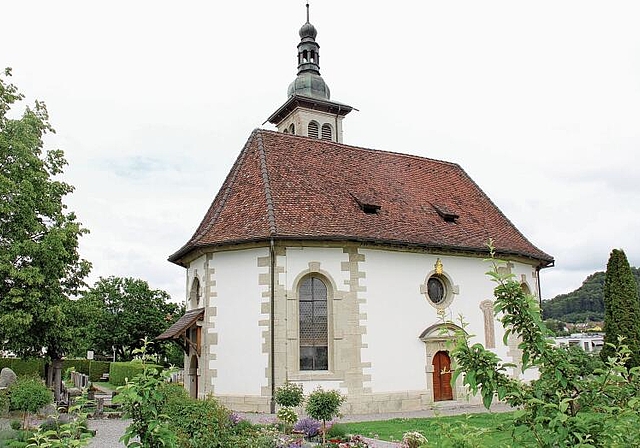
[287,3,330,100]
[267,3,353,143]
[297,4,320,76]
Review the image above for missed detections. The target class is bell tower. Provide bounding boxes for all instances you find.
[267,3,353,143]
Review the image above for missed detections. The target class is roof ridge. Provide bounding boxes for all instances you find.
[255,130,277,235]
[259,128,462,169]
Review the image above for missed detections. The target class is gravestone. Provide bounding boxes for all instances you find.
[0,368,17,388]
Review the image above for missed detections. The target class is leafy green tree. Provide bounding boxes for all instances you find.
[77,277,182,361]
[305,388,345,445]
[601,249,640,367]
[452,244,640,447]
[0,68,91,400]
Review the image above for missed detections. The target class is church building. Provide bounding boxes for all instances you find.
[158,6,553,414]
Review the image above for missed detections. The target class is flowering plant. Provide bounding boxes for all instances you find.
[402,430,428,448]
[293,417,321,438]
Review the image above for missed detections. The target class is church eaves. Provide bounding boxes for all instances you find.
[168,129,554,267]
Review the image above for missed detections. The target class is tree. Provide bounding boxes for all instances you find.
[305,388,345,444]
[0,68,91,400]
[452,244,640,447]
[601,248,640,367]
[77,276,182,361]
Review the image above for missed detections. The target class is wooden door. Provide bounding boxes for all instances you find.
[433,351,453,401]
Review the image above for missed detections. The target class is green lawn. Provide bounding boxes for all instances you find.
[338,412,535,446]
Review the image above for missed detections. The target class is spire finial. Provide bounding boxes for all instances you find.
[306,3,310,23]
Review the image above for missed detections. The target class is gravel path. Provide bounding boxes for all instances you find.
[87,418,131,447]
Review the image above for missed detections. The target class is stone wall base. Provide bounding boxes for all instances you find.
[215,390,482,415]
[215,395,271,413]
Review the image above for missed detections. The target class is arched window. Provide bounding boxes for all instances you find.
[299,276,328,370]
[321,123,333,141]
[189,278,200,308]
[289,123,295,134]
[308,121,319,139]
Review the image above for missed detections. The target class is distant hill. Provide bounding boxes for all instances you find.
[542,267,640,323]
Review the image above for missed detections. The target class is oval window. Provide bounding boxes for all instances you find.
[427,277,445,304]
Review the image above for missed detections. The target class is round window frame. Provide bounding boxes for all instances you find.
[427,276,446,305]
[423,272,455,309]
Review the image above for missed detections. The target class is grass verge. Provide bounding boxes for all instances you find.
[338,412,534,446]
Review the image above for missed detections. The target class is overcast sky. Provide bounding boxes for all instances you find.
[5,1,640,303]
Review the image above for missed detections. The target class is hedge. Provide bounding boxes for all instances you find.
[62,360,111,383]
[0,359,111,382]
[0,358,45,377]
[109,362,162,386]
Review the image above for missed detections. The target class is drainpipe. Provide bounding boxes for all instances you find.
[536,266,542,307]
[269,238,276,414]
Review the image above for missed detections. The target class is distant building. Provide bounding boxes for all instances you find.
[553,333,604,353]
[158,6,553,414]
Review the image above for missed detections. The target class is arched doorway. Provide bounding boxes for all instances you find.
[189,355,198,399]
[432,351,453,401]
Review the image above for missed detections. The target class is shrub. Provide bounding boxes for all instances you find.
[326,422,347,439]
[164,394,235,447]
[293,417,321,438]
[114,366,178,448]
[274,381,304,407]
[9,376,53,428]
[402,431,428,448]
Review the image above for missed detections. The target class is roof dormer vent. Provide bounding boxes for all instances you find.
[351,193,381,214]
[432,203,459,223]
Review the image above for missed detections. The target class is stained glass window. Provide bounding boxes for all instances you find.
[427,276,446,304]
[299,276,328,370]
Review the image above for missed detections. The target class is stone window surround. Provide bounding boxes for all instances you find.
[420,268,459,312]
[286,263,345,382]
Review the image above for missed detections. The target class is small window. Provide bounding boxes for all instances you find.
[321,123,333,141]
[427,276,446,305]
[189,278,201,308]
[289,123,295,134]
[308,121,319,139]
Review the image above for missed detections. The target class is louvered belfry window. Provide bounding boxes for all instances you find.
[308,121,319,139]
[299,276,328,370]
[321,124,332,141]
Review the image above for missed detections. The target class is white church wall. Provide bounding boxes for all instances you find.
[360,249,434,393]
[360,249,519,393]
[210,248,269,396]
[283,246,349,291]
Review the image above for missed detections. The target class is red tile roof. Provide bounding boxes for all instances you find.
[169,129,553,266]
